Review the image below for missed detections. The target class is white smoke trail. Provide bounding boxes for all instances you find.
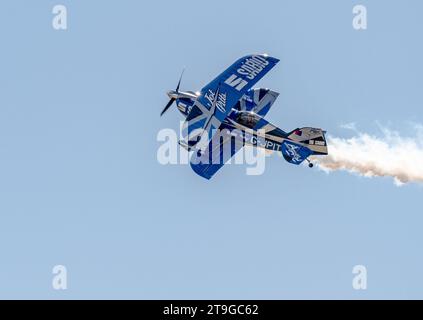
[313,124,423,186]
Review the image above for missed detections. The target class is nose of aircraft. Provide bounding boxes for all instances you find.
[167,90,178,100]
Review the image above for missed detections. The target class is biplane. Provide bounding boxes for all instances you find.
[161,54,328,179]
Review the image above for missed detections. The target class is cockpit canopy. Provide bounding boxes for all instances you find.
[236,111,262,129]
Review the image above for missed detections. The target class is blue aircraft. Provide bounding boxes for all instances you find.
[161,54,328,179]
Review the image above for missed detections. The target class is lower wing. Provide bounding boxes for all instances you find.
[190,126,244,180]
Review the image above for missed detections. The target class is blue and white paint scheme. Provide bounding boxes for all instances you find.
[161,54,328,179]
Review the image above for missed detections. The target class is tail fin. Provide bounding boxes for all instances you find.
[287,127,328,155]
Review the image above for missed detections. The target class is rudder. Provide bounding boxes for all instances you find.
[287,127,328,155]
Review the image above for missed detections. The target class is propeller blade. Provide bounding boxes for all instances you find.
[175,68,185,93]
[160,98,175,116]
[161,69,184,116]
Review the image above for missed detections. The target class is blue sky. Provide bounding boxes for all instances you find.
[0,0,422,299]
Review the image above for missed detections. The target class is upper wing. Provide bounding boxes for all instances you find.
[182,54,279,153]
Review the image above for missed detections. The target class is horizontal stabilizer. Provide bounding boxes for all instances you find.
[281,140,313,165]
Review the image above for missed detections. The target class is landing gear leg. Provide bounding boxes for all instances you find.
[306,159,314,168]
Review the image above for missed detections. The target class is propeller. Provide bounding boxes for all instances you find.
[160,69,185,117]
[160,98,175,117]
